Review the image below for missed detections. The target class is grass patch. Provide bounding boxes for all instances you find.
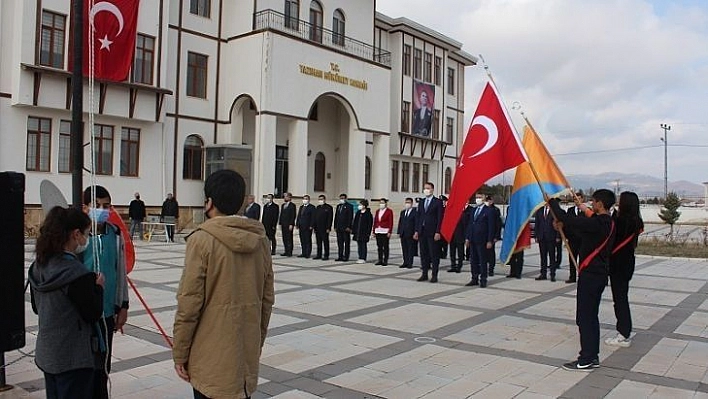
[636,239,708,258]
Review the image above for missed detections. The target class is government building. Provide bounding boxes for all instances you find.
[0,0,475,223]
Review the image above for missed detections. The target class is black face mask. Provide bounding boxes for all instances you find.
[136,196,140,200]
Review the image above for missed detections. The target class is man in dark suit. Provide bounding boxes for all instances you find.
[244,194,261,220]
[564,193,586,283]
[465,193,496,287]
[485,195,503,276]
[279,192,296,256]
[414,182,443,283]
[448,203,471,273]
[534,203,560,281]
[296,194,316,258]
[412,90,433,136]
[313,195,334,260]
[334,193,354,261]
[262,193,279,255]
[398,197,417,269]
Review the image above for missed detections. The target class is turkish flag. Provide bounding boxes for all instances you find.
[76,0,140,81]
[440,82,527,241]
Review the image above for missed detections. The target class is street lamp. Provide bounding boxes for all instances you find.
[660,123,671,200]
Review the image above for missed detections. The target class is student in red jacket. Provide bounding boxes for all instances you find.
[373,198,394,266]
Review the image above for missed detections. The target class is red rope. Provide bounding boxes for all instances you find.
[127,277,174,348]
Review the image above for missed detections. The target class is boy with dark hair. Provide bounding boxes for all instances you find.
[549,188,616,371]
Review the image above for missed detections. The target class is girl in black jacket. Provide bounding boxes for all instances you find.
[352,200,373,263]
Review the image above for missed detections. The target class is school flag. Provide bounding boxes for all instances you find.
[499,125,570,264]
[441,82,527,241]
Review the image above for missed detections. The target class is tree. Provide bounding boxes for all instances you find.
[658,192,681,236]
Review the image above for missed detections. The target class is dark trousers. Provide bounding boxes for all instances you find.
[356,239,368,260]
[576,272,607,364]
[554,240,563,268]
[299,228,313,257]
[440,240,448,259]
[419,235,440,276]
[568,239,581,281]
[538,241,557,278]
[265,227,277,254]
[281,225,293,255]
[94,317,115,399]
[470,242,488,283]
[401,235,415,267]
[44,368,94,399]
[486,244,496,274]
[509,251,524,277]
[129,218,143,240]
[166,225,175,242]
[449,240,465,270]
[375,234,390,263]
[315,230,330,258]
[336,229,351,260]
[610,273,632,338]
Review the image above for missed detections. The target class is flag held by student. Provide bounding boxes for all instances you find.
[441,82,526,241]
[499,125,570,264]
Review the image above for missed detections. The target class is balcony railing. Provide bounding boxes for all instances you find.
[254,9,391,67]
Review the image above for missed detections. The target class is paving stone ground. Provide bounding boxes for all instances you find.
[3,234,708,398]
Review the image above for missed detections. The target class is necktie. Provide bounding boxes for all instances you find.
[475,207,481,220]
[406,209,410,218]
[425,198,430,211]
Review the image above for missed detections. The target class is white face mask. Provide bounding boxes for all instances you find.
[264,198,271,204]
[404,203,412,209]
[379,203,386,209]
[339,199,345,204]
[75,234,89,254]
[318,200,325,205]
[486,201,492,206]
[303,199,309,205]
[423,189,432,197]
[358,205,364,211]
[475,198,483,206]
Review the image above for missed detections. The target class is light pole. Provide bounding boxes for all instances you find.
[660,123,671,200]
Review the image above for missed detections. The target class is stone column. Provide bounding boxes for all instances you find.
[703,182,708,208]
[288,119,308,196]
[253,114,277,198]
[347,128,366,199]
[371,134,391,200]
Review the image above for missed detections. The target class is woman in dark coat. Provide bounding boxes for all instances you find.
[352,199,373,264]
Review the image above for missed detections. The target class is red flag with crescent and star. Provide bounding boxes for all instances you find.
[77,0,140,81]
[440,82,527,241]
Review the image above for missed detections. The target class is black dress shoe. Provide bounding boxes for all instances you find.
[313,256,322,260]
[417,275,429,282]
[506,274,514,278]
[447,268,457,273]
[399,264,408,268]
[550,276,556,282]
[535,276,547,281]
[322,257,329,261]
[271,251,276,255]
[374,261,382,265]
[480,281,487,288]
[381,262,388,266]
[297,254,306,258]
[565,279,576,284]
[465,280,479,286]
[334,258,343,261]
[430,276,438,283]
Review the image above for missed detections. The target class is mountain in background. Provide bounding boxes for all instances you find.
[565,172,705,199]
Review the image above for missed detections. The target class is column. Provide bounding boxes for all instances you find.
[347,127,366,199]
[253,114,276,198]
[288,119,308,196]
[371,134,390,199]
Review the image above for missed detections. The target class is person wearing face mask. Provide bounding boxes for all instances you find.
[414,182,444,282]
[279,193,296,257]
[372,198,394,266]
[244,194,261,220]
[261,194,280,255]
[334,194,354,261]
[295,195,316,258]
[81,186,129,398]
[161,193,179,243]
[352,200,373,264]
[313,195,334,260]
[397,198,417,269]
[128,192,146,241]
[29,206,105,399]
[464,193,495,288]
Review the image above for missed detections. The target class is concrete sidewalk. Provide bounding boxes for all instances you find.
[3,237,708,398]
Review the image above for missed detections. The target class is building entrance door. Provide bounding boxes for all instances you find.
[275,145,288,197]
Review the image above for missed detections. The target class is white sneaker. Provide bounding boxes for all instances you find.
[605,333,631,347]
[356,259,366,264]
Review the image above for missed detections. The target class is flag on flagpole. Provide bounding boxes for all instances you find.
[441,82,527,241]
[499,125,570,264]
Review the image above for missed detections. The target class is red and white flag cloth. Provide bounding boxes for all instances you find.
[79,0,140,81]
[441,82,527,241]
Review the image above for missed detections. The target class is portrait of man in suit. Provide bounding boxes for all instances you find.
[412,81,435,137]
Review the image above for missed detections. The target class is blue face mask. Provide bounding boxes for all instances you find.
[88,208,110,223]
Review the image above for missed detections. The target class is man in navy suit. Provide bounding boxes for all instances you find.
[465,193,496,287]
[244,195,261,220]
[414,182,443,282]
[296,195,316,258]
[398,197,417,269]
[261,193,280,255]
[534,203,560,281]
[334,193,354,261]
[279,193,296,256]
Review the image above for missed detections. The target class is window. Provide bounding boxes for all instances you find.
[433,110,441,140]
[132,34,155,85]
[309,1,323,43]
[26,117,51,172]
[93,124,114,175]
[183,135,204,180]
[424,53,432,82]
[187,52,208,98]
[401,101,410,133]
[412,163,420,193]
[401,162,410,192]
[447,67,455,95]
[314,152,325,191]
[40,10,66,68]
[444,168,452,194]
[413,48,422,79]
[59,120,72,173]
[190,0,211,17]
[391,160,399,192]
[120,127,140,177]
[365,156,371,190]
[403,45,411,76]
[434,56,442,85]
[332,9,345,46]
[446,117,454,144]
[422,164,429,185]
[285,0,300,29]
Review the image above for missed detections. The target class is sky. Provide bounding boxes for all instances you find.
[377,0,708,184]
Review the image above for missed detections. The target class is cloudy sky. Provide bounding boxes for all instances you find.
[378,0,708,184]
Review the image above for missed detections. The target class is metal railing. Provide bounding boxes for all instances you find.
[254,9,391,67]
